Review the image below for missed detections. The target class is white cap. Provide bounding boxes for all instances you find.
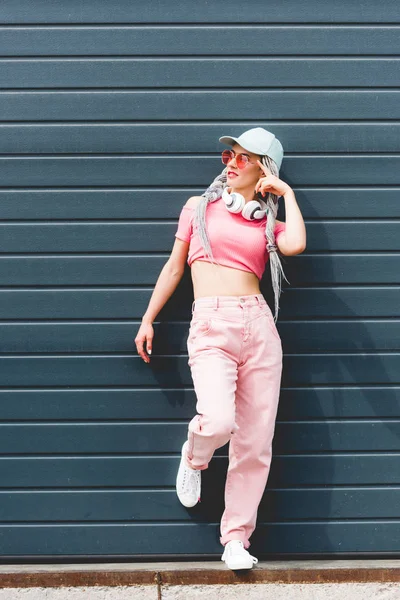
[219,127,284,169]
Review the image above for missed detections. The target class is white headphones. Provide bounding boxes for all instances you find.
[222,187,269,221]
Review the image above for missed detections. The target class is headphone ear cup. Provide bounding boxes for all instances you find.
[222,188,245,214]
[242,200,268,221]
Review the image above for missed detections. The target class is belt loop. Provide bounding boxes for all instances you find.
[213,297,219,311]
[192,300,196,314]
[255,295,261,305]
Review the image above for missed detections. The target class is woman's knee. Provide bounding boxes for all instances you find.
[200,413,236,440]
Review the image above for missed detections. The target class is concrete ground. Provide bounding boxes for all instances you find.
[0,583,399,600]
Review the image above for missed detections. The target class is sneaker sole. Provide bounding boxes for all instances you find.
[222,558,255,570]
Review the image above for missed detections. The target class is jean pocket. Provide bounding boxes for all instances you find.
[188,317,213,342]
[260,307,281,341]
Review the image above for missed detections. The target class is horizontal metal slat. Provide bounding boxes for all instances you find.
[2,123,400,154]
[0,421,398,454]
[1,26,400,56]
[0,222,398,253]
[0,156,399,186]
[0,354,397,386]
[0,255,397,285]
[0,287,398,319]
[0,190,399,220]
[0,388,398,420]
[283,255,400,285]
[0,455,397,488]
[0,91,399,121]
[280,287,400,317]
[0,59,399,89]
[0,488,398,521]
[2,0,399,24]
[0,522,398,556]
[0,320,399,352]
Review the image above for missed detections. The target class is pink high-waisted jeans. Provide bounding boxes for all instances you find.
[185,293,283,550]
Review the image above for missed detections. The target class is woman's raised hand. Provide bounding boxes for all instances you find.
[255,160,291,198]
[135,320,154,364]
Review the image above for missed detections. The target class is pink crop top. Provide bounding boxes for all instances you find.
[174,197,286,280]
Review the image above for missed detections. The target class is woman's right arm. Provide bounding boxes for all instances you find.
[134,237,189,363]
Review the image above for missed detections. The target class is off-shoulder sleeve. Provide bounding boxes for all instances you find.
[274,220,286,242]
[175,206,194,243]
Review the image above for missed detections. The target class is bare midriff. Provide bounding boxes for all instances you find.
[191,259,261,299]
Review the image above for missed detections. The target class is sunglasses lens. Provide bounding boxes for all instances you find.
[236,154,248,169]
[221,150,232,165]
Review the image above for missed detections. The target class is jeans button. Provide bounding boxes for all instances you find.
[239,297,245,304]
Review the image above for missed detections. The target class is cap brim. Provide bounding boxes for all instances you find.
[219,135,239,146]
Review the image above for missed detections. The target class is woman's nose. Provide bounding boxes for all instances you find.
[227,155,238,168]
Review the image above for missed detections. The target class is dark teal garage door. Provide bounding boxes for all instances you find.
[0,1,399,559]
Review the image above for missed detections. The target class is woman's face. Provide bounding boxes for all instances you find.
[225,143,264,190]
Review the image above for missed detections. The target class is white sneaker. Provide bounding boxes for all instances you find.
[221,540,259,570]
[176,441,201,507]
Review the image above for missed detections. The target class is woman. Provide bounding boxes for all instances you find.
[135,127,306,570]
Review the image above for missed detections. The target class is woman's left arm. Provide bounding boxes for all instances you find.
[255,160,306,256]
[276,187,307,256]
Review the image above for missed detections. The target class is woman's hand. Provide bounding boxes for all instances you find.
[135,320,154,364]
[255,160,292,198]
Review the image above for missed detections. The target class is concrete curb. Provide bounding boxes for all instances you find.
[0,559,399,588]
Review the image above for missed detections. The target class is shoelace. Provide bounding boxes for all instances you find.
[225,540,258,564]
[180,464,201,498]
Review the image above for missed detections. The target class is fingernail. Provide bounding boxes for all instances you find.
[148,349,152,355]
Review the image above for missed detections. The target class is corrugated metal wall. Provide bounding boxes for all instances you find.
[0,1,399,559]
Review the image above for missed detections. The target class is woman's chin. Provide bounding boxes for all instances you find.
[227,174,240,183]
